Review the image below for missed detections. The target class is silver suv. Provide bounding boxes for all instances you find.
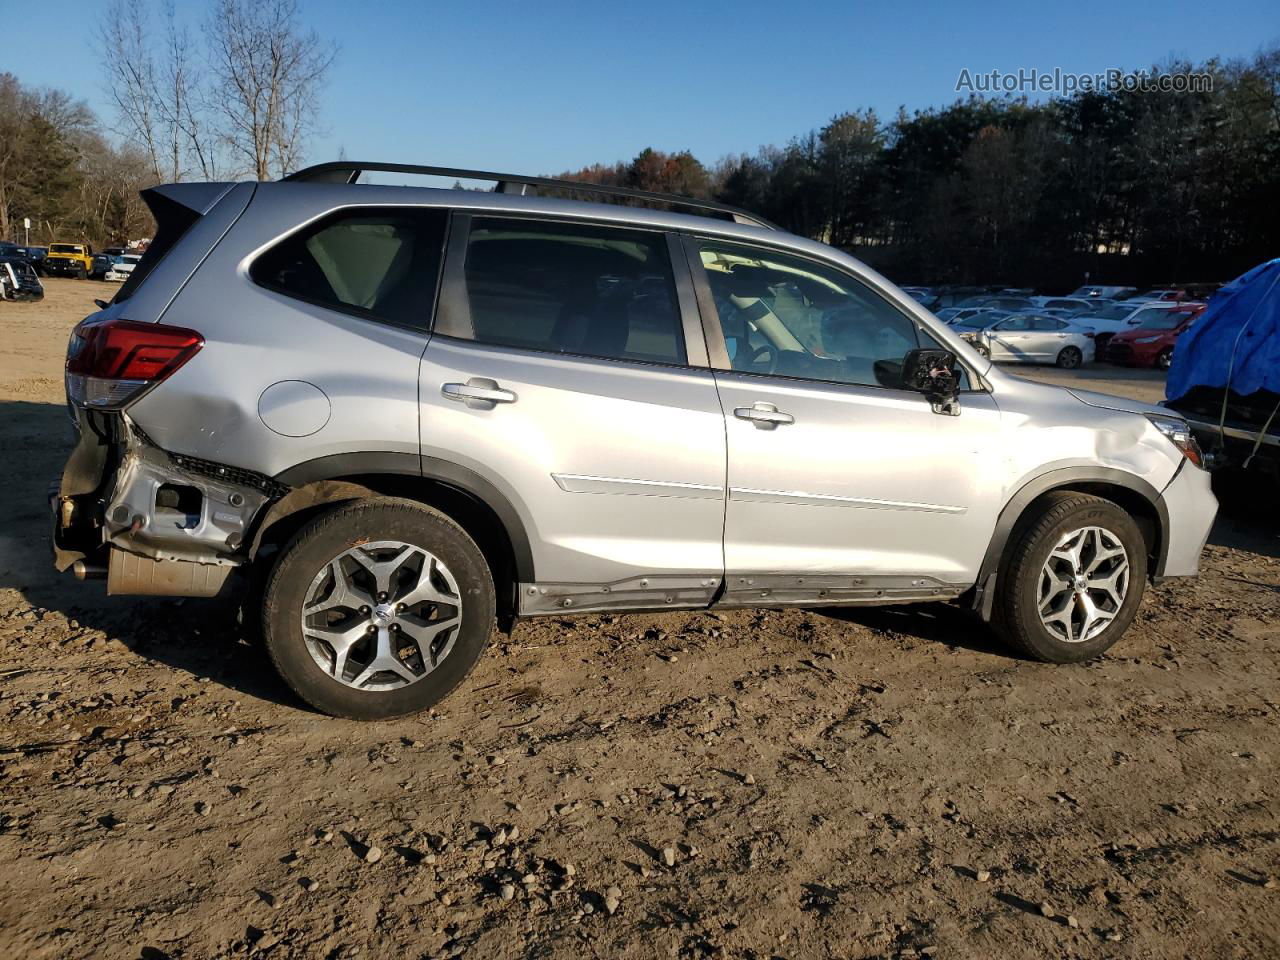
[51,162,1217,720]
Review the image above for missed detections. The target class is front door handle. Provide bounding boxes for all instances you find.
[442,377,517,409]
[734,401,794,429]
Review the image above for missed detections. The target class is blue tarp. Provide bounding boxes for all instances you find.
[1166,257,1280,401]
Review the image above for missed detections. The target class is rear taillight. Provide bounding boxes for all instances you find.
[65,318,203,410]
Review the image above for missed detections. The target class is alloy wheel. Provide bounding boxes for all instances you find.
[299,540,463,691]
[1037,526,1129,643]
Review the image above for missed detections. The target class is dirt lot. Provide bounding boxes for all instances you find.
[1,279,1277,960]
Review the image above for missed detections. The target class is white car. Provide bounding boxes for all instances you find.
[104,254,141,282]
[960,312,1096,368]
[1077,301,1199,347]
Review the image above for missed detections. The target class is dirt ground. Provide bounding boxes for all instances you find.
[1,279,1277,960]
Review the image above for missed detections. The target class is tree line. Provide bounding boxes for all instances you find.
[2,21,1275,291]
[559,48,1280,289]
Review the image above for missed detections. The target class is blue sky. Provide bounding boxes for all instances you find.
[7,0,1277,175]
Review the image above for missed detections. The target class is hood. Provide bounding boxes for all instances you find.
[1067,387,1170,418]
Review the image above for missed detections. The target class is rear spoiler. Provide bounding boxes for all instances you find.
[113,182,239,303]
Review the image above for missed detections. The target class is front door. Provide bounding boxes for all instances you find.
[686,236,1004,605]
[421,215,727,613]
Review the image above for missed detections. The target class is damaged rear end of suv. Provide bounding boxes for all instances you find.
[51,182,266,598]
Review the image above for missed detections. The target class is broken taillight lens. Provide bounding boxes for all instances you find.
[65,318,203,410]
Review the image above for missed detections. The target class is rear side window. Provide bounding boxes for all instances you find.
[448,217,686,365]
[252,207,446,330]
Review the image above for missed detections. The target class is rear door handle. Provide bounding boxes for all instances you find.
[734,401,794,429]
[442,378,517,409]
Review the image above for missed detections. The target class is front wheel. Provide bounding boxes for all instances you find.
[262,498,495,719]
[992,492,1147,663]
[1056,345,1083,369]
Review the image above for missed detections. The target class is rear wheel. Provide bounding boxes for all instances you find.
[262,498,495,719]
[1056,345,1083,369]
[992,492,1146,663]
[1155,347,1174,371]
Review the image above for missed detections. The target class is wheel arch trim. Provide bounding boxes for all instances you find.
[271,452,536,581]
[972,465,1170,619]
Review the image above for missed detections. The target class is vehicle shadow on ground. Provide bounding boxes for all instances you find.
[815,601,1028,660]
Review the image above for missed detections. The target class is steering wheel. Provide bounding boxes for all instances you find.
[745,342,779,374]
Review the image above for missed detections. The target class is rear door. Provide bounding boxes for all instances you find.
[420,214,727,613]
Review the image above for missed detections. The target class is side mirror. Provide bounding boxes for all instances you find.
[901,348,960,416]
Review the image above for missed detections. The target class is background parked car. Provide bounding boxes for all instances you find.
[43,242,94,278]
[19,245,48,275]
[1106,304,1203,369]
[104,253,141,281]
[1075,301,1188,350]
[959,311,1095,367]
[0,256,45,301]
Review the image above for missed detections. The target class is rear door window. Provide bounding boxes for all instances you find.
[251,207,447,329]
[442,217,686,365]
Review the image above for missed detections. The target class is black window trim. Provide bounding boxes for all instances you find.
[432,211,709,372]
[680,232,986,396]
[249,203,450,335]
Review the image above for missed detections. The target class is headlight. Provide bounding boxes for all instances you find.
[1134,335,1163,344]
[1147,415,1203,468]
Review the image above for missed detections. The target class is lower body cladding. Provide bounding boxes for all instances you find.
[55,416,280,597]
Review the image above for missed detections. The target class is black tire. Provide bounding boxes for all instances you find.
[1155,347,1173,371]
[1056,345,1083,369]
[262,497,495,720]
[992,491,1147,663]
[1094,333,1113,353]
[74,264,87,280]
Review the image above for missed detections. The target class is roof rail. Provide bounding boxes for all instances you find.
[282,161,778,230]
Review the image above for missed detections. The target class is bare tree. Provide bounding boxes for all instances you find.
[100,0,171,182]
[205,0,336,179]
[99,0,219,183]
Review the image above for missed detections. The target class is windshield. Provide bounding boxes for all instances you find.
[49,244,80,254]
[1137,310,1189,330]
[123,254,142,264]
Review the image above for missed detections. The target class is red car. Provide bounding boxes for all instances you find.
[1105,304,1204,370]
